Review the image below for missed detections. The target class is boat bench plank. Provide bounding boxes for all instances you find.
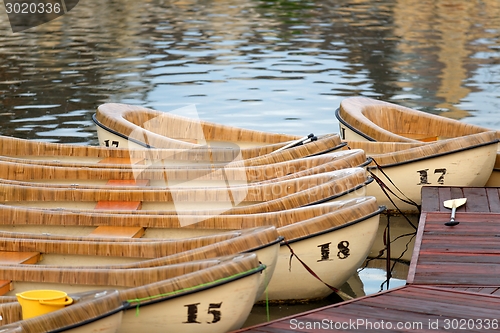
[92,179,147,237]
[0,281,10,297]
[89,226,145,238]
[94,201,142,210]
[105,179,150,187]
[98,157,145,165]
[0,251,41,265]
[0,251,41,296]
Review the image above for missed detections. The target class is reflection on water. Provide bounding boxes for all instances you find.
[0,0,499,144]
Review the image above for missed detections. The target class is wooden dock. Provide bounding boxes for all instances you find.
[235,186,500,332]
[408,186,500,294]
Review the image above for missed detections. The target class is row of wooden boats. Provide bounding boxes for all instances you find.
[0,96,498,332]
[0,118,382,333]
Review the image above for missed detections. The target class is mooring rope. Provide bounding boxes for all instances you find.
[283,241,354,301]
[366,159,419,230]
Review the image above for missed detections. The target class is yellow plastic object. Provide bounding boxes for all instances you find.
[16,290,73,319]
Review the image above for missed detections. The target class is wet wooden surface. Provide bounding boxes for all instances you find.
[235,186,500,333]
[235,285,500,332]
[420,186,500,213]
[408,186,500,294]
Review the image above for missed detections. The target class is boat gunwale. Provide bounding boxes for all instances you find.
[281,205,385,245]
[367,138,499,169]
[243,236,283,253]
[93,113,153,148]
[45,301,128,333]
[335,107,376,141]
[123,263,266,308]
[302,177,373,206]
[0,290,128,333]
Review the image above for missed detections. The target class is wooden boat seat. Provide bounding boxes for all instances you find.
[98,157,145,165]
[94,179,148,211]
[88,226,145,238]
[105,179,150,186]
[0,251,40,296]
[92,179,148,238]
[94,201,142,210]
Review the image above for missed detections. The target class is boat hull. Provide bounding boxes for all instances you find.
[336,96,500,192]
[260,212,381,302]
[365,143,497,212]
[119,271,261,333]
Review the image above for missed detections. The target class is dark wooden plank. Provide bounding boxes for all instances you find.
[440,285,500,296]
[400,285,500,305]
[319,303,451,331]
[236,286,500,333]
[421,186,440,212]
[437,187,451,212]
[407,212,426,284]
[450,187,467,212]
[462,187,489,212]
[361,294,500,319]
[411,269,500,285]
[486,187,500,213]
[417,253,500,264]
[409,195,500,288]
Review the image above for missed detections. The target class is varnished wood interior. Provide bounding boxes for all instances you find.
[0,168,369,215]
[345,131,498,167]
[339,96,500,142]
[95,103,301,149]
[0,197,378,260]
[0,226,279,264]
[0,133,343,168]
[0,149,366,188]
[0,254,262,322]
[0,197,380,242]
[0,289,125,329]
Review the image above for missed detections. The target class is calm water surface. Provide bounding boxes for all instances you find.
[0,0,499,327]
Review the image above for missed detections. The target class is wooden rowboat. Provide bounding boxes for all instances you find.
[0,168,371,215]
[0,226,281,305]
[344,132,498,212]
[0,289,127,333]
[0,198,384,302]
[0,149,367,188]
[94,102,307,150]
[0,254,266,333]
[336,96,500,186]
[0,133,343,168]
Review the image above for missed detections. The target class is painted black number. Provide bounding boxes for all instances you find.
[207,302,222,324]
[434,168,446,184]
[337,241,350,259]
[183,303,201,324]
[416,169,431,185]
[317,242,333,262]
[104,139,119,147]
[184,302,222,324]
[417,168,447,185]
